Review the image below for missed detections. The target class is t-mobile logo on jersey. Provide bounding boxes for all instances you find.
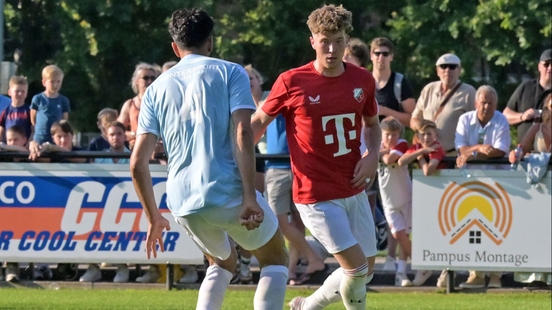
[322,113,356,157]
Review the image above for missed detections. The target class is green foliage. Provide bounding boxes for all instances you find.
[2,0,550,131]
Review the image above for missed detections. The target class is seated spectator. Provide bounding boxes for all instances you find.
[88,108,119,152]
[94,121,130,164]
[28,120,87,163]
[0,76,32,143]
[455,85,510,289]
[398,120,447,175]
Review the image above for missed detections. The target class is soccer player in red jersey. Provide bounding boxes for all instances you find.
[251,4,380,309]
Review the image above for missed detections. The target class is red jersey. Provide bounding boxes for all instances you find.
[405,142,448,169]
[262,62,378,203]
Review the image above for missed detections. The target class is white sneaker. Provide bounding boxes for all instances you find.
[412,270,432,286]
[395,273,413,287]
[288,296,306,310]
[136,266,160,283]
[113,264,129,283]
[179,266,198,284]
[80,264,102,282]
[436,269,455,288]
[239,264,252,284]
[382,256,396,271]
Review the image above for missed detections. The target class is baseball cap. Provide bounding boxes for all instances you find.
[540,49,551,62]
[436,53,461,66]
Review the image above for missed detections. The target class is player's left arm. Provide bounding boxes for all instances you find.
[352,114,381,188]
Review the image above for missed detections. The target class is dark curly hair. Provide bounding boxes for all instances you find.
[168,8,214,49]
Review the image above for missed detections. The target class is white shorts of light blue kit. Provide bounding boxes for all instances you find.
[174,191,278,260]
[296,191,377,257]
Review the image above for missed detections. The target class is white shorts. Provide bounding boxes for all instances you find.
[174,191,278,260]
[296,192,377,257]
[383,201,412,234]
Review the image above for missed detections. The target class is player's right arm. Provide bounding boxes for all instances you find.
[251,108,275,144]
[233,109,264,230]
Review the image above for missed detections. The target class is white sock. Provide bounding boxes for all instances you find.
[196,265,232,310]
[340,263,368,310]
[303,267,344,310]
[397,260,407,274]
[253,265,288,310]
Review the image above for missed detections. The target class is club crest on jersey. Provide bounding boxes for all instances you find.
[353,88,364,102]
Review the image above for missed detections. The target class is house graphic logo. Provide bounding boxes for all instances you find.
[438,181,513,246]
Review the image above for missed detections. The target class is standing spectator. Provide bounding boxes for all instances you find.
[88,108,119,152]
[503,49,551,142]
[410,53,476,155]
[80,121,131,283]
[131,8,288,309]
[0,76,32,142]
[455,85,510,289]
[343,38,369,68]
[30,65,70,144]
[377,117,413,287]
[252,5,379,309]
[370,37,416,127]
[455,85,511,170]
[399,120,447,175]
[28,120,86,163]
[510,93,551,289]
[118,62,158,149]
[370,37,417,272]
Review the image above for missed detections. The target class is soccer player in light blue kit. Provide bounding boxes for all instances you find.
[130,8,288,310]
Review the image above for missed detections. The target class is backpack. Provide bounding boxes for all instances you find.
[393,72,403,112]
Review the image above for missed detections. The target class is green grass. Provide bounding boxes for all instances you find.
[0,288,550,310]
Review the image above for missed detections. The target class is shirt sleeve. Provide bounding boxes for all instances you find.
[506,83,524,111]
[454,113,469,149]
[362,73,378,118]
[429,144,445,162]
[62,96,71,113]
[492,114,512,154]
[136,88,160,139]
[0,108,7,127]
[30,95,39,110]
[412,85,430,119]
[262,74,291,117]
[390,140,409,156]
[405,144,419,155]
[400,76,414,101]
[229,66,256,113]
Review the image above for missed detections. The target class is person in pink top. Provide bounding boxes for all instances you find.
[252,4,380,309]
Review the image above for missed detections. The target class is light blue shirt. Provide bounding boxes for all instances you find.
[95,147,130,164]
[137,54,256,217]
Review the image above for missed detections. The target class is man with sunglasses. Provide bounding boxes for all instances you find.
[410,53,476,157]
[370,37,416,128]
[503,48,551,142]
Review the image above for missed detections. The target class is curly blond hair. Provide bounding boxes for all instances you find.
[307,4,353,35]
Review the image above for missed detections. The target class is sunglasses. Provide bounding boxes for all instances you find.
[373,51,390,57]
[141,75,156,81]
[543,62,551,68]
[438,64,458,70]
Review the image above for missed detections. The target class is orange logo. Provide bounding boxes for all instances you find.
[438,181,513,245]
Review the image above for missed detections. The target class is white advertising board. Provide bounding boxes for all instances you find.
[0,163,204,264]
[412,169,551,272]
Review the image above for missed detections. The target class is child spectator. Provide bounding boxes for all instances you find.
[0,125,29,154]
[30,65,70,144]
[94,121,130,164]
[377,117,413,287]
[88,108,119,152]
[28,120,86,163]
[0,76,32,142]
[399,119,447,175]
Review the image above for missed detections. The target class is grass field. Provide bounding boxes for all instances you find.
[0,288,550,310]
